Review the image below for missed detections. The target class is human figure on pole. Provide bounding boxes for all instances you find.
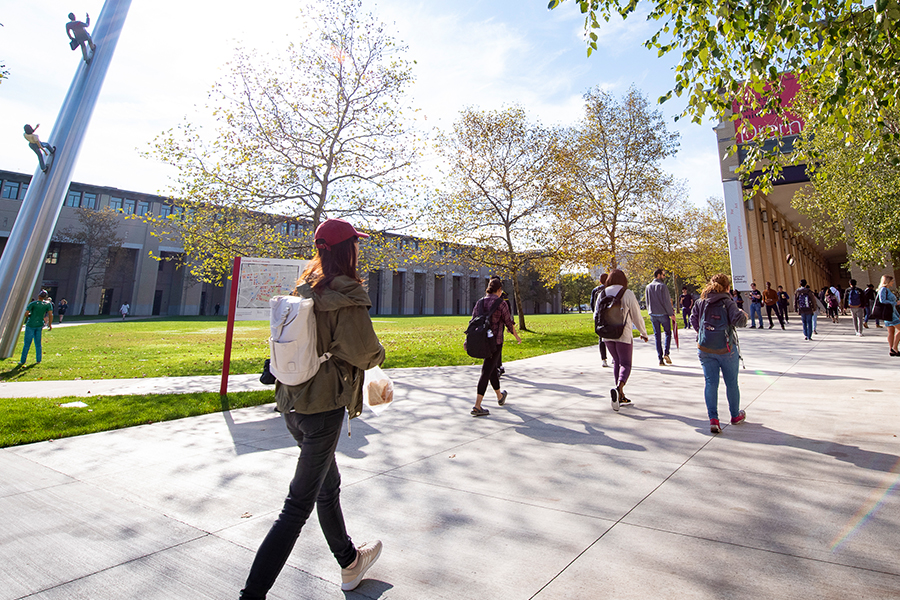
[23,124,56,173]
[66,12,96,64]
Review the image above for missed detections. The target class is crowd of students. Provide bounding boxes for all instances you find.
[586,269,900,434]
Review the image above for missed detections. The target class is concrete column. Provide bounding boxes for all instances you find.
[424,270,435,315]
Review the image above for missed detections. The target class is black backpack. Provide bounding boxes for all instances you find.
[697,298,732,354]
[465,298,503,359]
[594,287,628,338]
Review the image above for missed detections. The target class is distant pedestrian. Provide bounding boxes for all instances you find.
[240,218,385,598]
[23,124,56,173]
[679,286,693,329]
[470,278,521,417]
[598,269,649,411]
[794,280,818,341]
[66,12,96,63]
[119,302,130,319]
[748,282,764,329]
[863,283,880,329]
[57,298,68,323]
[590,273,611,368]
[19,290,53,365]
[214,303,220,316]
[732,289,744,311]
[776,286,790,323]
[825,288,839,322]
[690,273,747,434]
[876,275,900,356]
[762,282,785,330]
[845,279,865,337]
[645,268,675,366]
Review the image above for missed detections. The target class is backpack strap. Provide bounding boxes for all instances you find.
[479,296,504,319]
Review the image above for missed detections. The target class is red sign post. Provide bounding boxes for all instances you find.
[219,256,242,398]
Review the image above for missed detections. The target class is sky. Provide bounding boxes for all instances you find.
[1,0,723,208]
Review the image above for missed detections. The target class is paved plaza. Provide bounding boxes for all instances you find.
[1,319,898,599]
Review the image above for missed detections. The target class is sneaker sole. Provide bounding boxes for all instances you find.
[610,388,619,412]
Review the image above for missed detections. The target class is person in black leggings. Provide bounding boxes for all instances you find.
[471,277,521,416]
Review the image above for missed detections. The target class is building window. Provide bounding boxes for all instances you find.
[123,198,135,214]
[19,183,28,199]
[1,181,19,199]
[110,197,123,211]
[82,192,97,209]
[45,244,59,265]
[65,190,82,207]
[137,200,150,216]
[160,204,172,218]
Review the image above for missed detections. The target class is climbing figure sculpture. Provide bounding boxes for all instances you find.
[66,12,96,64]
[23,124,56,173]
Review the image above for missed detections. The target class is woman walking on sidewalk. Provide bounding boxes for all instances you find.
[597,269,648,411]
[690,274,748,434]
[470,277,521,417]
[240,219,385,598]
[876,275,900,356]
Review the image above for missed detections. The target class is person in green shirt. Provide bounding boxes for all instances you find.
[20,290,53,365]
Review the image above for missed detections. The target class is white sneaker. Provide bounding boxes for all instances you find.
[341,540,383,591]
[602,359,610,368]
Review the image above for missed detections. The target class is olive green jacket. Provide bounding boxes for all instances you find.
[274,276,385,420]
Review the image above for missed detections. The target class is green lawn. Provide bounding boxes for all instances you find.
[0,391,275,448]
[0,312,653,447]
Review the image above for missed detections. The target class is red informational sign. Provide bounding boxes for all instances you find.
[733,73,805,144]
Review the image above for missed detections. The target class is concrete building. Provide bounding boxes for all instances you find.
[1,169,560,317]
[715,78,896,293]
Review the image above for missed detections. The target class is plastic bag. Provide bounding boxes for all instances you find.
[362,365,393,415]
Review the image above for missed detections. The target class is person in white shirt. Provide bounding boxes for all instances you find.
[595,268,648,411]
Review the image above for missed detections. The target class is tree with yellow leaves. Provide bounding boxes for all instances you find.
[145,0,421,283]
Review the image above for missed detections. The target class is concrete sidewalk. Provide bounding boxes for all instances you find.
[1,320,898,599]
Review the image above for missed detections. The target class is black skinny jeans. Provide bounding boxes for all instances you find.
[240,408,356,599]
[477,343,504,396]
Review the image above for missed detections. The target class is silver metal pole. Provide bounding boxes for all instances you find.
[0,0,132,358]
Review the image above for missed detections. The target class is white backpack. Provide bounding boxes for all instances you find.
[269,295,331,386]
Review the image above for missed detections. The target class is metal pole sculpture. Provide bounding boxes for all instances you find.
[0,0,132,358]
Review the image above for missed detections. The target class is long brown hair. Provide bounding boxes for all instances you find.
[700,273,731,299]
[299,237,361,293]
[606,269,628,288]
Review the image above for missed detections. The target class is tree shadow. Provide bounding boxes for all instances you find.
[630,406,899,473]
[504,404,646,451]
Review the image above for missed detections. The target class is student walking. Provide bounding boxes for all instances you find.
[599,269,649,411]
[762,282,785,329]
[690,273,748,434]
[57,298,68,323]
[825,288,840,323]
[876,275,900,356]
[794,280,818,341]
[845,279,865,336]
[863,283,880,329]
[748,283,764,329]
[119,302,130,319]
[645,269,675,366]
[590,273,611,368]
[776,286,790,323]
[19,290,54,365]
[732,289,744,311]
[470,277,521,417]
[679,287,694,329]
[240,219,386,598]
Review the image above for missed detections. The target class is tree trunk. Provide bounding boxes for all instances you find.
[512,275,527,331]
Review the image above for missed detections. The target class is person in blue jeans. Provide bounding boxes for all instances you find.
[794,280,817,340]
[644,269,675,366]
[747,282,764,328]
[19,290,53,365]
[690,274,748,434]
